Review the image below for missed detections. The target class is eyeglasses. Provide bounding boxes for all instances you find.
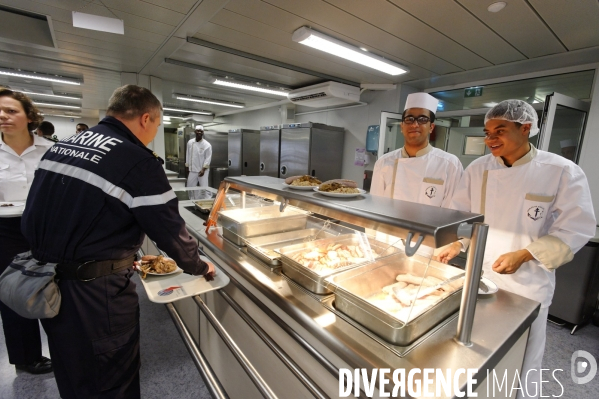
[402,116,431,125]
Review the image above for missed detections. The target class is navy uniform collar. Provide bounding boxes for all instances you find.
[99,116,164,164]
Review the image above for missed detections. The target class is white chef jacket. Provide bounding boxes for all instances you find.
[0,134,53,202]
[185,138,212,173]
[451,145,596,308]
[370,144,463,207]
[369,144,463,255]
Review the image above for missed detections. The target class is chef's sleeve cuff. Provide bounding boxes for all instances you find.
[459,238,470,252]
[184,163,189,167]
[526,235,574,270]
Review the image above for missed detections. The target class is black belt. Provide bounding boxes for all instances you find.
[56,255,136,281]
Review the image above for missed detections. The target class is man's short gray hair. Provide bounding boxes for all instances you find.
[106,85,162,120]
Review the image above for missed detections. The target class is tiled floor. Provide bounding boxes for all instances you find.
[0,277,597,398]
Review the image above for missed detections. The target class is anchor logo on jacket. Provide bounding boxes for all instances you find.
[527,206,545,221]
[425,186,437,199]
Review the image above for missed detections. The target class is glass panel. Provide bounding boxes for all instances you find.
[546,105,586,163]
[430,70,594,112]
[383,117,404,154]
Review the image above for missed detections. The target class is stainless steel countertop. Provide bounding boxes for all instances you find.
[224,176,484,248]
[177,200,539,397]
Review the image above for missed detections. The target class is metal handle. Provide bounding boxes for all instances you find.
[404,232,424,257]
[193,296,279,399]
[280,165,287,176]
[228,159,232,166]
[455,222,489,346]
[260,162,265,171]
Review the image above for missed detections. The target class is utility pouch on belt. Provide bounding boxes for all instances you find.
[0,251,60,319]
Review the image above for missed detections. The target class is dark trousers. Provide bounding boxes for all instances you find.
[0,217,43,365]
[41,268,141,399]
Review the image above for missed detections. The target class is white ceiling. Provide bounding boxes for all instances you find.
[0,0,598,119]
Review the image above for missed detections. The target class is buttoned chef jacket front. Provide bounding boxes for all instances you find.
[185,138,212,173]
[370,144,463,207]
[451,145,596,308]
[0,134,53,202]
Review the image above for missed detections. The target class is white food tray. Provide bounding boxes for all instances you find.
[140,256,229,303]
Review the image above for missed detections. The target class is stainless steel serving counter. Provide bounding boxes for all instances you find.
[171,186,540,399]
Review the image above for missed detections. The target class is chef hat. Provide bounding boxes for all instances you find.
[404,93,439,114]
[560,139,576,148]
[194,124,204,131]
[484,100,540,137]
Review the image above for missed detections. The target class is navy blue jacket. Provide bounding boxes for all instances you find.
[22,116,207,275]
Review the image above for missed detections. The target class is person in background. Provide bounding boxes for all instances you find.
[185,124,212,187]
[0,87,53,374]
[369,93,463,255]
[36,120,58,142]
[438,100,595,399]
[559,138,577,162]
[21,85,215,398]
[75,122,88,134]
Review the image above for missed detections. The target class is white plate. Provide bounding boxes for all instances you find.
[145,266,183,276]
[479,277,498,295]
[0,202,25,217]
[282,182,319,190]
[312,187,367,198]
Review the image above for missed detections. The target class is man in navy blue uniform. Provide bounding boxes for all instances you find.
[21,85,214,399]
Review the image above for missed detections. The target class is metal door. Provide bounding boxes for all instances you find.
[242,131,261,176]
[228,131,242,176]
[309,126,344,182]
[378,112,403,155]
[280,127,310,178]
[538,92,590,164]
[259,129,281,177]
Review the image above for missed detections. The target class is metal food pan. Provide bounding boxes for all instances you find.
[194,200,215,213]
[219,206,309,246]
[278,234,400,295]
[328,253,464,345]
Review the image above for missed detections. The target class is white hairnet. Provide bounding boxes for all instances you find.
[484,100,540,137]
[194,124,204,131]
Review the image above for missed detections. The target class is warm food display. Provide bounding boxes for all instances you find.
[367,273,461,322]
[139,255,177,278]
[317,179,360,193]
[285,175,322,186]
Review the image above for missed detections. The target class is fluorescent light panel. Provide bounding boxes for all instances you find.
[292,27,408,76]
[0,67,81,85]
[72,12,124,35]
[175,94,244,108]
[35,102,81,109]
[23,91,81,100]
[42,114,82,119]
[163,107,212,115]
[212,79,289,97]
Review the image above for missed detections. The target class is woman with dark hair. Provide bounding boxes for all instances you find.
[0,87,53,374]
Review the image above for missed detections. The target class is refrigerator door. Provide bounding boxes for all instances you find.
[259,129,281,177]
[310,126,344,182]
[203,131,228,167]
[280,127,310,178]
[228,131,242,176]
[242,130,261,176]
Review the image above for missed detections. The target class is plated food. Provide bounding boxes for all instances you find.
[0,203,14,207]
[366,273,461,322]
[317,179,360,194]
[138,255,178,279]
[284,175,322,187]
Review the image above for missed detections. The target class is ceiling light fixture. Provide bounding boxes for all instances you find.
[41,114,82,119]
[163,107,213,115]
[175,94,245,108]
[22,91,81,100]
[211,78,289,97]
[292,27,409,76]
[163,116,171,121]
[34,102,81,109]
[0,67,82,85]
[487,2,507,12]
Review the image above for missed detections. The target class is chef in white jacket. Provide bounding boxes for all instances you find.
[185,124,212,187]
[370,92,462,207]
[438,100,596,399]
[370,93,463,254]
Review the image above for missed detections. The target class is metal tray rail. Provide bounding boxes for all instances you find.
[219,205,310,246]
[327,253,465,345]
[277,234,401,295]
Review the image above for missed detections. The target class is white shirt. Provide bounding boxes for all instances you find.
[451,145,596,307]
[185,139,212,172]
[370,144,463,207]
[0,134,53,201]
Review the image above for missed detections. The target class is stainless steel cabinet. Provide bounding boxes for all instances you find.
[259,125,281,178]
[228,129,260,177]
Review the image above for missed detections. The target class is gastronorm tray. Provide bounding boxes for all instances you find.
[218,205,310,246]
[327,253,464,345]
[277,234,400,294]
